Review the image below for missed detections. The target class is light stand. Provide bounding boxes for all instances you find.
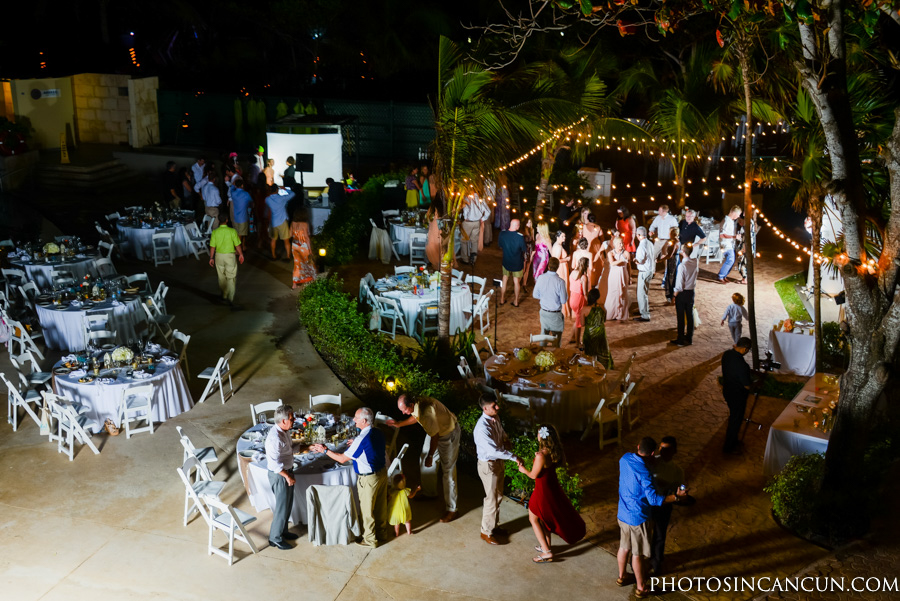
[492,278,502,349]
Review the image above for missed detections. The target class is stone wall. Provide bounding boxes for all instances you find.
[128,77,159,149]
[71,73,130,144]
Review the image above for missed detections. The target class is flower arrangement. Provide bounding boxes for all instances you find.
[111,346,134,362]
[783,319,795,333]
[534,350,556,370]
[515,348,532,362]
[43,242,60,255]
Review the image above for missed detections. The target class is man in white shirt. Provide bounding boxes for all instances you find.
[717,205,743,283]
[633,227,655,322]
[671,245,699,346]
[201,173,223,228]
[648,204,680,259]
[461,194,490,265]
[265,405,298,549]
[473,395,522,545]
[191,156,205,187]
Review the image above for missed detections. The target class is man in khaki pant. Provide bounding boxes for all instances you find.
[472,394,522,544]
[313,408,388,547]
[209,214,245,309]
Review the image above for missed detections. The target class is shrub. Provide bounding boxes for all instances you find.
[297,276,450,402]
[764,452,825,534]
[821,321,849,371]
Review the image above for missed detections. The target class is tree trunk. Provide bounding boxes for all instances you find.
[536,141,567,219]
[438,221,456,343]
[810,201,823,371]
[738,48,759,369]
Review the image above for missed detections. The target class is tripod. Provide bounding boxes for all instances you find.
[739,372,767,441]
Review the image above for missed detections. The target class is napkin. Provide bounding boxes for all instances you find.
[132,371,152,379]
[253,451,266,463]
[70,300,82,308]
[61,354,78,363]
[96,377,115,384]
[146,343,162,353]
[160,356,177,365]
[70,369,87,378]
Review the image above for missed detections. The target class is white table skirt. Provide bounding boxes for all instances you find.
[762,373,834,475]
[768,330,816,377]
[36,297,145,351]
[390,224,417,255]
[310,206,332,235]
[383,284,472,335]
[11,256,101,290]
[119,224,192,261]
[237,426,358,525]
[52,360,194,433]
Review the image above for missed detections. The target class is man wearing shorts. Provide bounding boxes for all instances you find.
[265,184,294,261]
[498,219,527,306]
[228,178,253,248]
[617,437,686,598]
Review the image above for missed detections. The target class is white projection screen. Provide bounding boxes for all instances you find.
[265,131,343,188]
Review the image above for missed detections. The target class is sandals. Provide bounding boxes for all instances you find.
[534,545,546,553]
[616,576,634,587]
[532,554,554,563]
[635,588,652,598]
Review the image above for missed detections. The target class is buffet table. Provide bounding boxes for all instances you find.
[35,295,145,351]
[768,329,816,377]
[52,352,193,433]
[762,373,838,475]
[483,347,607,432]
[119,222,192,261]
[237,422,358,525]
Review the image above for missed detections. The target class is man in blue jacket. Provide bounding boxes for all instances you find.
[617,437,686,598]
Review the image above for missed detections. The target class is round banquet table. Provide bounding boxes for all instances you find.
[35,296,145,351]
[483,347,607,432]
[237,423,358,525]
[10,254,102,289]
[389,223,418,255]
[380,280,472,334]
[119,222,192,261]
[52,354,193,433]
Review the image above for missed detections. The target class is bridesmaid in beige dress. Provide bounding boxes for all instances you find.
[551,231,570,317]
[604,235,631,321]
[577,208,604,288]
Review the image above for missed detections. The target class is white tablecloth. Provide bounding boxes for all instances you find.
[11,255,101,289]
[389,223,417,255]
[52,357,193,433]
[237,424,358,525]
[36,297,145,351]
[484,349,606,432]
[119,223,192,261]
[768,329,816,376]
[310,206,332,234]
[382,283,472,335]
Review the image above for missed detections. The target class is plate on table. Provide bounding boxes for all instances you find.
[100,343,116,351]
[516,368,537,378]
[78,375,95,383]
[53,305,69,311]
[495,373,514,382]
[238,450,256,459]
[573,376,592,387]
[37,301,52,307]
[553,365,570,375]
[53,367,71,375]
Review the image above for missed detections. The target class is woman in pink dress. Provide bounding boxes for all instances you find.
[568,257,589,346]
[531,223,551,280]
[551,231,570,316]
[604,235,631,321]
[616,206,637,253]
[518,424,586,563]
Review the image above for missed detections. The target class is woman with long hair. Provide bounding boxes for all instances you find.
[616,206,636,253]
[405,166,421,209]
[568,257,589,346]
[582,289,613,368]
[605,235,631,321]
[290,207,316,289]
[531,222,551,280]
[550,230,570,314]
[520,218,536,292]
[518,424,586,563]
[419,165,433,207]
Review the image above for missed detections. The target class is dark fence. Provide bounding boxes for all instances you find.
[157,91,434,162]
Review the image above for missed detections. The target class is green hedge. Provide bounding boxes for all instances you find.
[312,172,406,266]
[297,276,451,402]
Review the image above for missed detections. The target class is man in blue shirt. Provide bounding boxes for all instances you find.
[265,184,294,261]
[228,179,253,248]
[617,437,686,598]
[498,219,528,306]
[312,407,387,548]
[533,257,567,346]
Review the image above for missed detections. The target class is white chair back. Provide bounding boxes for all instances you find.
[200,495,259,565]
[309,394,341,411]
[152,233,175,267]
[387,442,410,480]
[172,329,191,378]
[2,371,41,431]
[375,296,408,339]
[94,257,117,278]
[198,348,234,403]
[98,240,116,258]
[126,273,151,293]
[119,383,155,438]
[175,425,219,467]
[394,265,415,275]
[176,455,224,527]
[409,233,427,266]
[250,399,284,426]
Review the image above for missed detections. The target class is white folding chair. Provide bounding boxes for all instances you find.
[452,268,464,281]
[10,351,52,388]
[530,333,559,347]
[409,233,427,266]
[705,229,723,264]
[198,348,234,403]
[580,398,622,449]
[394,265,416,275]
[201,495,259,565]
[375,296,408,339]
[176,425,219,468]
[124,205,143,213]
[88,329,117,348]
[2,371,41,431]
[50,269,76,288]
[153,281,169,315]
[457,356,474,379]
[0,239,15,248]
[45,392,100,460]
[83,312,110,348]
[309,394,341,411]
[172,329,191,378]
[470,342,493,371]
[98,240,117,259]
[7,319,44,359]
[118,383,155,438]
[463,289,493,335]
[126,273,152,294]
[18,281,39,311]
[468,275,486,300]
[387,442,410,480]
[414,302,439,342]
[185,222,210,260]
[94,257,117,278]
[176,456,226,527]
[375,411,400,460]
[499,391,536,428]
[200,214,216,236]
[152,232,175,267]
[250,399,284,426]
[141,299,174,345]
[381,209,400,221]
[418,434,440,497]
[363,272,376,288]
[1,268,25,299]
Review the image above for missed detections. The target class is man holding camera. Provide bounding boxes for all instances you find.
[721,337,753,454]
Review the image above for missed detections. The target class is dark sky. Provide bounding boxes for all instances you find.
[1,0,498,101]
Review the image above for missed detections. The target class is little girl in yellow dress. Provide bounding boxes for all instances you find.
[388,473,421,536]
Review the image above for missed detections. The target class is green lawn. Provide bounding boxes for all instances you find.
[774,271,812,321]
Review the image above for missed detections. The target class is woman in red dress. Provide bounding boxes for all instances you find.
[616,206,637,253]
[518,424,586,562]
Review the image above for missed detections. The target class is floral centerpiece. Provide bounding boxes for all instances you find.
[515,348,532,362]
[783,319,795,333]
[111,346,134,363]
[43,242,60,255]
[534,350,556,371]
